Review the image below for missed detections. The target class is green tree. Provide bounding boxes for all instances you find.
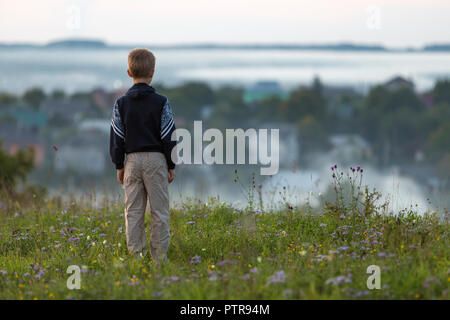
[297,115,330,153]
[432,79,450,105]
[281,87,326,122]
[426,122,450,162]
[0,140,34,192]
[23,87,46,109]
[359,86,426,164]
[0,92,18,106]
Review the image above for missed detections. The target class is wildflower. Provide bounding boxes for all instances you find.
[86,235,91,241]
[103,240,107,245]
[187,221,195,225]
[190,255,201,264]
[52,145,58,151]
[250,267,258,274]
[266,270,286,285]
[0,270,7,275]
[257,256,262,263]
[325,275,352,285]
[208,272,218,281]
[218,259,234,266]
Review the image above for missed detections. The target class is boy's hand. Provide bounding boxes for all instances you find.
[117,169,125,184]
[168,169,175,184]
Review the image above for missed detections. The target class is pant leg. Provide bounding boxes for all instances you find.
[141,152,170,263]
[123,154,147,253]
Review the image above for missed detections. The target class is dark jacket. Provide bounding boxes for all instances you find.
[109,83,176,170]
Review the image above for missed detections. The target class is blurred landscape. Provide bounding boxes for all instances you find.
[0,40,449,214]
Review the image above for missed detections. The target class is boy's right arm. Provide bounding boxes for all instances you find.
[109,100,126,171]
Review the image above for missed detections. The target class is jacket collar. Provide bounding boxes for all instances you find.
[126,83,155,98]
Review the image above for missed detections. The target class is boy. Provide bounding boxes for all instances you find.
[109,48,176,263]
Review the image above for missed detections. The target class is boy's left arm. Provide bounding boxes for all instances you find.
[109,100,126,183]
[161,98,176,183]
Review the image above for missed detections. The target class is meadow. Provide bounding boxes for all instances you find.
[0,166,448,300]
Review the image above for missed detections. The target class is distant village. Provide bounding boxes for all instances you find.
[0,75,444,193]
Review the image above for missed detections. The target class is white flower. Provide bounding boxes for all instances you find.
[103,240,107,245]
[87,236,91,241]
[257,256,262,263]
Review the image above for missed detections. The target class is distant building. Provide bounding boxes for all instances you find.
[91,88,110,110]
[384,76,414,91]
[78,119,110,135]
[0,106,47,130]
[0,121,45,166]
[41,97,92,123]
[244,81,288,104]
[54,131,108,174]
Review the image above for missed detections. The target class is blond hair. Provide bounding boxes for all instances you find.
[127,48,155,79]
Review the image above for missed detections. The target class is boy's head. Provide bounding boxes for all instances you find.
[127,48,156,84]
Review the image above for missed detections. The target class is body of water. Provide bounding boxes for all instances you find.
[1,48,449,93]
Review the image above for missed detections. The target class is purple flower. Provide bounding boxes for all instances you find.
[325,275,352,285]
[68,237,80,242]
[187,221,195,225]
[266,270,286,285]
[209,272,218,281]
[190,255,201,264]
[218,259,234,266]
[337,246,349,251]
[0,270,7,275]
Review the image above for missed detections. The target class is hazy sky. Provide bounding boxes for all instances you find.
[1,0,449,47]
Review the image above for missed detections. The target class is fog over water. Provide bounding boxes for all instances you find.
[1,48,450,93]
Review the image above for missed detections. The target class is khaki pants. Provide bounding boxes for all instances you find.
[123,152,170,262]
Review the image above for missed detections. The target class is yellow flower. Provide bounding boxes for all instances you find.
[48,293,54,298]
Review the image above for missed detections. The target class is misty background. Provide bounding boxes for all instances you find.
[0,0,449,214]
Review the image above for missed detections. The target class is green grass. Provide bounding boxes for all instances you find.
[0,191,448,300]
